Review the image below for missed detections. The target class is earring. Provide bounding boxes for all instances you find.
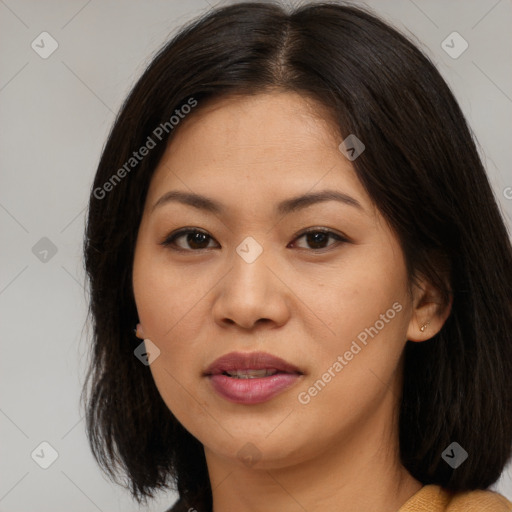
[134,323,144,339]
[420,320,431,332]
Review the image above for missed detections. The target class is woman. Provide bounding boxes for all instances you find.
[82,2,512,511]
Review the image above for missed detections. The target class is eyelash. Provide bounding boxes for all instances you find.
[160,227,349,253]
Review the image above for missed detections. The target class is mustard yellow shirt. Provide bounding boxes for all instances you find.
[397,484,512,511]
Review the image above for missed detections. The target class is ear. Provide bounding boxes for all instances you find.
[135,322,145,340]
[406,274,453,342]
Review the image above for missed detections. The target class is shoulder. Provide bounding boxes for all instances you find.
[398,484,512,512]
[447,488,512,512]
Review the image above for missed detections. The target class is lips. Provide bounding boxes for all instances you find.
[203,351,303,377]
[204,351,304,404]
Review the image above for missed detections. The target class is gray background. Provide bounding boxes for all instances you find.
[1,0,511,510]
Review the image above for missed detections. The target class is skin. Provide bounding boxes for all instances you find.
[132,91,452,512]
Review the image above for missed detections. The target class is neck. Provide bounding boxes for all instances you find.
[204,385,423,512]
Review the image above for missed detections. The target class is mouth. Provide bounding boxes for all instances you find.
[204,351,303,377]
[220,368,284,379]
[203,351,304,404]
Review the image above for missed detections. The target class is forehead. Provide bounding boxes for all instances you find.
[145,91,374,216]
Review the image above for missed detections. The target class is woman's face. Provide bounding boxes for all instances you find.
[132,91,429,470]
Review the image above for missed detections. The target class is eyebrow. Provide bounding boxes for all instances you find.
[151,189,364,216]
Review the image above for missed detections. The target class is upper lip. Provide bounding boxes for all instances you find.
[204,351,303,376]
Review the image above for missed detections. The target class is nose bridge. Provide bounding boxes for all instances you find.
[229,234,271,298]
[213,234,289,328]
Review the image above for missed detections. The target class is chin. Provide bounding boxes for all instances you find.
[197,421,320,470]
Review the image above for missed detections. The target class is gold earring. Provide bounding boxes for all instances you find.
[420,320,431,332]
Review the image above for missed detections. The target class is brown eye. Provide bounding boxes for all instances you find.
[290,229,348,251]
[161,229,217,251]
[161,227,349,253]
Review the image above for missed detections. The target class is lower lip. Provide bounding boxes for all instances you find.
[207,373,301,404]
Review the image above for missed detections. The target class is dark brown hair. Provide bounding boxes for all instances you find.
[82,2,512,510]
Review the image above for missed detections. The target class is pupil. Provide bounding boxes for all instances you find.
[189,232,208,249]
[307,232,327,249]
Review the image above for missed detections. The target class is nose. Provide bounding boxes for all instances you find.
[212,243,291,330]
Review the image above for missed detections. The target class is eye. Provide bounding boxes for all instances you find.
[161,228,218,251]
[160,227,349,252]
[289,228,348,251]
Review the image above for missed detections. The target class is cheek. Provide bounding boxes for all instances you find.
[308,249,411,395]
[134,283,209,433]
[134,272,205,378]
[149,355,222,446]
[318,260,408,342]
[132,248,210,408]
[133,245,203,341]
[294,288,409,440]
